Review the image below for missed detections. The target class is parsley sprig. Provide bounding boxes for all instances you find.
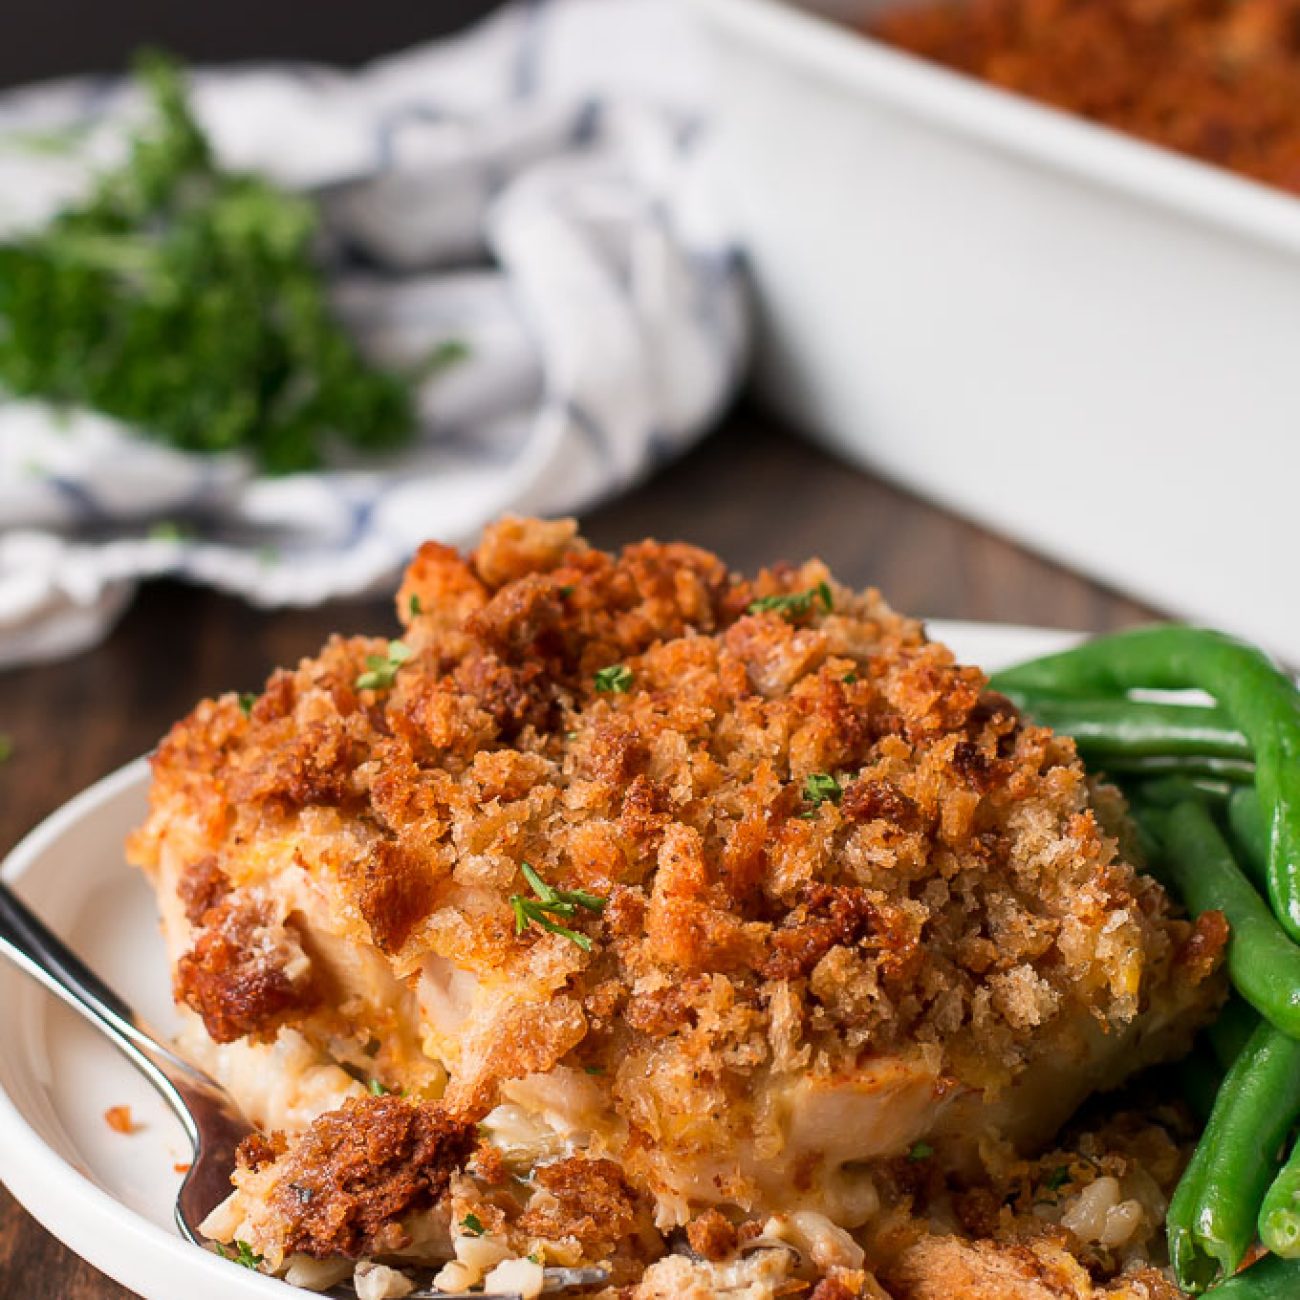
[460,1213,486,1237]
[803,772,843,808]
[355,639,412,691]
[0,53,444,474]
[748,581,833,619]
[509,862,606,951]
[594,663,634,693]
[216,1240,264,1270]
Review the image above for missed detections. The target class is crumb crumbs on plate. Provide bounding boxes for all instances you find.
[104,1105,136,1135]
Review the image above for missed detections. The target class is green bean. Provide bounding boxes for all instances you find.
[1208,1252,1300,1296]
[1230,788,1271,889]
[1166,1021,1300,1289]
[1102,755,1256,784]
[1261,1145,1300,1258]
[1003,689,1251,760]
[1153,801,1300,1040]
[1131,775,1235,808]
[991,626,1300,940]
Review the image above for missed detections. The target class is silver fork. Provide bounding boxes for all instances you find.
[0,881,607,1298]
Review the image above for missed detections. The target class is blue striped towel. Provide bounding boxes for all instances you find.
[0,0,748,667]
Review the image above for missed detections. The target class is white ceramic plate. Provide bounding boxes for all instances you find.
[0,620,1077,1300]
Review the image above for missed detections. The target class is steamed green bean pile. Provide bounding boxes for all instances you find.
[991,627,1300,1295]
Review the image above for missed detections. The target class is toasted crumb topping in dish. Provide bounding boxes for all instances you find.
[128,518,1225,1297]
[869,0,1300,196]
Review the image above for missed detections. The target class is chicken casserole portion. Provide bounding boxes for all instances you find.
[127,517,1224,1297]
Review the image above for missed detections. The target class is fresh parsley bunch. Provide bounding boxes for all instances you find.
[0,51,419,474]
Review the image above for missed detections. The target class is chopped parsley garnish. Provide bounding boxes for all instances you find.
[803,772,843,807]
[0,52,429,474]
[460,1213,485,1237]
[1044,1165,1071,1192]
[908,1141,934,1161]
[842,670,858,684]
[593,663,634,693]
[408,593,423,617]
[237,692,257,716]
[367,1078,391,1096]
[509,861,606,952]
[217,1240,264,1270]
[747,581,833,619]
[355,639,412,691]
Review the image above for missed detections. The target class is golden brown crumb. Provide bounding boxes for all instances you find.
[517,1156,644,1258]
[882,1234,1185,1298]
[103,1105,135,1135]
[685,1209,739,1261]
[174,892,315,1044]
[231,1096,475,1259]
[1177,910,1230,986]
[176,855,229,925]
[808,1280,859,1300]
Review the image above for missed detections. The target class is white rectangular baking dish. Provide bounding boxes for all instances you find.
[688,0,1300,657]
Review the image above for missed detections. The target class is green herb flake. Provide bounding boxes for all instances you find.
[3,124,90,157]
[237,692,257,716]
[557,584,575,598]
[803,772,843,808]
[355,639,413,691]
[747,582,834,620]
[217,1240,264,1270]
[509,861,606,952]
[842,671,858,684]
[408,594,423,617]
[414,337,471,380]
[367,1078,391,1096]
[594,663,634,694]
[908,1141,934,1162]
[460,1212,486,1237]
[1044,1165,1071,1192]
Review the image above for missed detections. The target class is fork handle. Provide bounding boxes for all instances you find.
[0,878,215,1142]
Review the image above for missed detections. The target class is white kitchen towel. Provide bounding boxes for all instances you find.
[0,0,748,668]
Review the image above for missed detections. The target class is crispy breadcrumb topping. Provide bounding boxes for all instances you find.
[133,517,1214,1097]
[232,1095,475,1259]
[131,518,1224,1293]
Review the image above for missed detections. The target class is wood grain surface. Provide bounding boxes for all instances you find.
[0,407,1158,1298]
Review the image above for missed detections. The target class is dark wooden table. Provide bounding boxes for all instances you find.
[0,406,1158,1299]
